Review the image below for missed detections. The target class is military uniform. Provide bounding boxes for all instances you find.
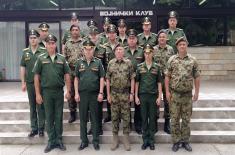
[98,17,112,45]
[20,43,46,135]
[165,28,187,54]
[117,19,128,47]
[153,44,174,132]
[136,61,162,146]
[33,35,70,149]
[165,53,200,144]
[62,29,85,45]
[75,55,105,146]
[64,37,84,121]
[117,35,128,47]
[38,22,50,48]
[106,58,135,135]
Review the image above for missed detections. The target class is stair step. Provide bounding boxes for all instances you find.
[0,119,234,132]
[0,131,235,144]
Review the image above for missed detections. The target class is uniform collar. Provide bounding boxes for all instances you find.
[82,56,95,62]
[114,58,125,63]
[176,53,189,59]
[68,37,83,43]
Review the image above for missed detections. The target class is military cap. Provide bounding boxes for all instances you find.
[168,10,178,18]
[89,26,99,34]
[70,24,80,31]
[87,19,97,27]
[28,29,40,37]
[45,34,57,42]
[107,24,117,33]
[71,12,78,19]
[143,44,154,53]
[118,19,126,27]
[126,29,137,37]
[142,17,151,24]
[83,40,95,49]
[38,22,50,31]
[175,37,188,46]
[103,17,112,25]
[157,29,167,38]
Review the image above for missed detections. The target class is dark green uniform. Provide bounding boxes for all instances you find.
[153,45,174,120]
[165,28,187,54]
[117,35,128,47]
[98,32,109,45]
[137,32,157,47]
[136,62,162,145]
[75,57,105,145]
[39,40,46,48]
[33,52,70,146]
[124,46,144,132]
[20,46,46,132]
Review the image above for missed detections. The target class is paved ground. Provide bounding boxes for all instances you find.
[1,80,235,102]
[1,144,235,155]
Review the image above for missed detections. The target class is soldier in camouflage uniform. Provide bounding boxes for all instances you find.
[165,11,187,54]
[117,19,128,47]
[87,26,106,135]
[138,17,157,47]
[62,12,85,52]
[20,29,46,138]
[153,29,174,134]
[64,24,84,123]
[106,45,135,151]
[98,17,112,45]
[165,37,200,152]
[135,44,162,150]
[38,22,50,48]
[124,29,144,134]
[103,24,119,123]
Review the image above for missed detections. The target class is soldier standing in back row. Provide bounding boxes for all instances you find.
[20,29,46,138]
[33,34,71,153]
[138,17,157,47]
[153,29,174,134]
[38,22,50,48]
[117,19,128,47]
[165,11,187,54]
[165,37,200,152]
[64,24,84,123]
[124,29,144,134]
[99,17,112,45]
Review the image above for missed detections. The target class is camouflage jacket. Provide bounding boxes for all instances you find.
[165,54,200,93]
[106,58,136,90]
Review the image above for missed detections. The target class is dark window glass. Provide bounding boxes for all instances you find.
[228,17,235,46]
[61,0,94,10]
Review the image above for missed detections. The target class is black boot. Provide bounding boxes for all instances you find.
[28,130,38,137]
[68,111,76,123]
[182,142,192,152]
[164,119,171,134]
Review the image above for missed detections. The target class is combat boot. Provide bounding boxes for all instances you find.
[164,119,171,134]
[110,133,119,151]
[68,111,77,123]
[123,134,131,151]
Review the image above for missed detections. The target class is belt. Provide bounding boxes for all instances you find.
[111,87,129,93]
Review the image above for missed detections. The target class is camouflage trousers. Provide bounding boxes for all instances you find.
[111,91,130,134]
[170,91,192,143]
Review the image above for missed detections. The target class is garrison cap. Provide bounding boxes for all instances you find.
[45,34,57,42]
[118,19,126,27]
[71,12,78,19]
[142,17,151,24]
[28,29,40,37]
[168,10,178,18]
[175,37,188,46]
[143,44,154,53]
[103,17,112,25]
[83,40,95,49]
[126,29,137,37]
[38,22,50,31]
[107,24,117,33]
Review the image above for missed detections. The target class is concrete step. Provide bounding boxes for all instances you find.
[0,100,234,109]
[189,47,235,54]
[0,119,235,132]
[0,130,235,144]
[0,107,235,120]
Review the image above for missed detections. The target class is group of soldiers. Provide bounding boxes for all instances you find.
[20,10,200,153]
